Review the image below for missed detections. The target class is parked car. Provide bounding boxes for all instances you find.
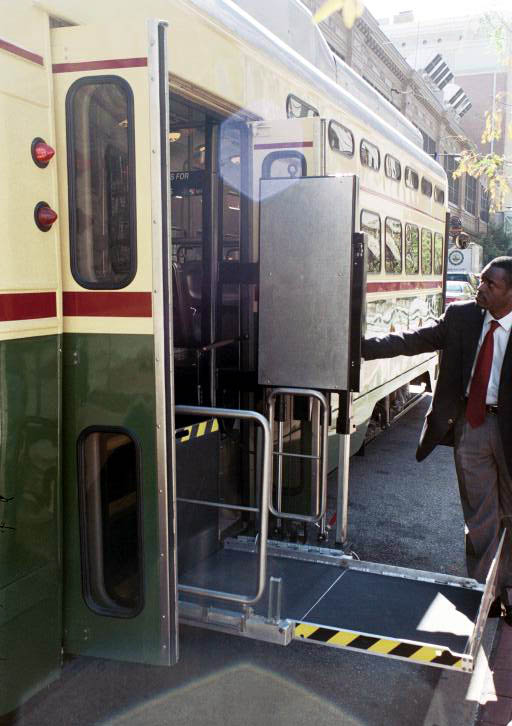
[445,280,475,305]
[446,272,479,291]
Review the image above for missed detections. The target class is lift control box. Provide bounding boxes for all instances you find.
[258,175,366,391]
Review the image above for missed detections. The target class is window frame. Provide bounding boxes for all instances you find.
[286,93,319,119]
[261,150,307,179]
[360,209,382,274]
[421,177,433,198]
[66,75,138,290]
[434,232,444,275]
[434,186,445,205]
[384,216,403,274]
[405,223,420,275]
[328,119,354,157]
[404,166,419,190]
[464,174,477,216]
[360,139,381,172]
[77,425,144,619]
[384,154,402,181]
[421,228,433,275]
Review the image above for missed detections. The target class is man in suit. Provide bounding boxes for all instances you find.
[362,256,512,621]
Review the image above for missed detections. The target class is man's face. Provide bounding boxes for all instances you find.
[476,264,512,317]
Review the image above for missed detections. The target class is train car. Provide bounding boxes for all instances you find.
[1,0,494,718]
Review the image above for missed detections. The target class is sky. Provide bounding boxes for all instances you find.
[363,0,511,21]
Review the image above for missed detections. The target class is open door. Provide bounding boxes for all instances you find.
[52,20,177,665]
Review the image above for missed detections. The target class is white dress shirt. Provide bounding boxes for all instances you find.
[467,309,512,404]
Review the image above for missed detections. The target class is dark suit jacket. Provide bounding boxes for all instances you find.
[362,300,512,478]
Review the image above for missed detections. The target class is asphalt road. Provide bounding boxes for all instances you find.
[10,396,496,726]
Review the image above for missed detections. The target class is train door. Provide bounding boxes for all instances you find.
[52,21,178,665]
[0,4,62,715]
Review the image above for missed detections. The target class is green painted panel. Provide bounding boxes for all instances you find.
[0,335,61,716]
[62,333,174,665]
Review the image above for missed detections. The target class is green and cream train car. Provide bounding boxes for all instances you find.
[2,0,478,717]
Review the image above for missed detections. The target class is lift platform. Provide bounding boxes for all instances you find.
[179,535,500,674]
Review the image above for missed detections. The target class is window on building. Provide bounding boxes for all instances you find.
[286,94,319,119]
[420,129,436,157]
[464,174,477,216]
[480,185,489,223]
[434,233,444,275]
[328,120,354,156]
[405,167,419,190]
[421,228,433,274]
[360,139,380,171]
[67,77,137,289]
[421,177,433,197]
[361,210,381,273]
[384,154,402,181]
[444,154,460,206]
[385,217,402,273]
[405,223,419,274]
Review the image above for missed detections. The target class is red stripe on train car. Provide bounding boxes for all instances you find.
[52,57,147,73]
[367,281,443,292]
[0,292,56,322]
[253,142,314,150]
[63,291,152,317]
[0,37,44,66]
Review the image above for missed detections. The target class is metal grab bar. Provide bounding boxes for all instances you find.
[267,388,329,525]
[175,405,271,606]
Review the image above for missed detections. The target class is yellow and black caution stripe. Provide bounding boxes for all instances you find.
[294,623,463,669]
[175,418,219,444]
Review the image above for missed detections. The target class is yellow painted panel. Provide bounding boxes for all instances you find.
[294,623,318,639]
[326,630,359,647]
[62,316,153,335]
[409,646,439,663]
[368,639,400,655]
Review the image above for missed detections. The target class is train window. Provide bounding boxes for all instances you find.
[328,120,354,156]
[405,224,419,274]
[421,177,433,197]
[360,140,380,171]
[361,210,381,273]
[405,167,419,190]
[384,154,402,181]
[78,427,143,617]
[261,150,307,178]
[421,228,433,274]
[434,232,444,274]
[67,77,136,289]
[286,94,319,118]
[434,186,445,204]
[385,217,402,273]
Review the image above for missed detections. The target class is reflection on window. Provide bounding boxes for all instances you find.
[434,233,444,274]
[361,210,381,273]
[385,218,402,273]
[360,140,380,171]
[67,77,136,288]
[78,429,143,617]
[421,228,433,274]
[434,186,445,205]
[465,174,477,216]
[261,150,306,178]
[405,167,419,190]
[405,224,419,274]
[421,177,433,197]
[328,120,354,156]
[384,155,401,181]
[286,94,319,118]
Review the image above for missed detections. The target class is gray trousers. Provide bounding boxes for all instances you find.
[454,411,512,603]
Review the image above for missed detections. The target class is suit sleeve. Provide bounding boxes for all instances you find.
[362,312,448,360]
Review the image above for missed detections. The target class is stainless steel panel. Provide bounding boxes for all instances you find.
[258,175,356,390]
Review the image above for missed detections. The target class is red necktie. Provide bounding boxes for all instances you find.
[466,319,500,428]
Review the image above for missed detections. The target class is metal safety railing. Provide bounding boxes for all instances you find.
[267,388,329,536]
[175,405,272,606]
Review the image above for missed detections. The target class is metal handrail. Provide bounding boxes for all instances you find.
[175,405,272,605]
[267,388,329,525]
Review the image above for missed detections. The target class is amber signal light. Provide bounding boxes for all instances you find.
[34,201,58,232]
[31,137,55,168]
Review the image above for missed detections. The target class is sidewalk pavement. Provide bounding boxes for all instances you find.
[477,621,512,725]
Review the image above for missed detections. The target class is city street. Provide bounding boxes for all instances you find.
[8,397,500,726]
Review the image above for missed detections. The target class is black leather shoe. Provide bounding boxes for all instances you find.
[488,597,502,618]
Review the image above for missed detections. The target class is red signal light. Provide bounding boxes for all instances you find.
[31,137,55,168]
[34,202,58,231]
